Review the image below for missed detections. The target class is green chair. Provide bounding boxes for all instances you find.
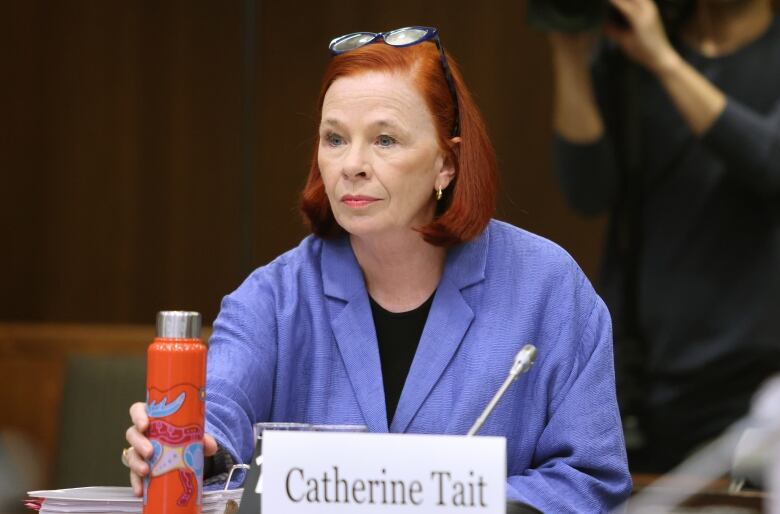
[53,354,146,488]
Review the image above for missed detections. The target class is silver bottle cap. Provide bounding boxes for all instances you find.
[156,311,201,339]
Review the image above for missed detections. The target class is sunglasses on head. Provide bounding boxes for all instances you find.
[328,26,460,138]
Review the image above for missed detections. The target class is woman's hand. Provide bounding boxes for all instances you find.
[604,0,681,74]
[125,402,219,497]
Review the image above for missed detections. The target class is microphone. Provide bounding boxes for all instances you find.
[467,344,537,437]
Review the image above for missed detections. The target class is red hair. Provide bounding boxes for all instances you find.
[300,40,497,247]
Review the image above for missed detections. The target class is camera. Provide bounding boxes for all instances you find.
[527,0,695,32]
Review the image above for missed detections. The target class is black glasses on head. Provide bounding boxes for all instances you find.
[328,26,460,138]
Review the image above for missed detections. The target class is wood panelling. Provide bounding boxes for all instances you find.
[2,2,247,323]
[2,0,605,326]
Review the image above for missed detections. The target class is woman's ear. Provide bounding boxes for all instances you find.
[438,136,461,189]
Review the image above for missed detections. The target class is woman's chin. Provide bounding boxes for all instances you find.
[334,214,384,236]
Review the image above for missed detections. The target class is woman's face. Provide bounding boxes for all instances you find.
[317,71,455,241]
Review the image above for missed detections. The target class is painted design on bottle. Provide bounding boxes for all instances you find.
[143,387,204,507]
[144,337,206,514]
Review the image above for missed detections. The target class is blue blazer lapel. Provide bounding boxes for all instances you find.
[390,275,475,433]
[391,229,489,433]
[322,237,389,433]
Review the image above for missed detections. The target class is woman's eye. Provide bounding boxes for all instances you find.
[376,135,397,147]
[325,133,345,147]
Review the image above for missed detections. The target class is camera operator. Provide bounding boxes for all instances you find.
[548,0,780,473]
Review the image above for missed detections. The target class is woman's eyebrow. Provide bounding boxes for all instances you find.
[320,118,344,129]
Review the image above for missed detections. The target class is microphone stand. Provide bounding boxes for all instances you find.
[467,344,537,437]
[467,344,541,514]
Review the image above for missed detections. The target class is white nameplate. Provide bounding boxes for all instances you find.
[261,431,506,513]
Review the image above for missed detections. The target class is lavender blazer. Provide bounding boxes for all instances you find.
[205,219,631,512]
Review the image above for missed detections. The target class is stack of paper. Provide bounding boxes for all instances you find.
[25,486,243,514]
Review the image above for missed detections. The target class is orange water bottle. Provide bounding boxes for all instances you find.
[144,311,207,514]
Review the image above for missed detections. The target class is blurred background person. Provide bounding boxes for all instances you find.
[548,0,780,472]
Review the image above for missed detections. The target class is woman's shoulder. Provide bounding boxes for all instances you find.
[484,221,611,356]
[227,234,327,301]
[485,219,583,272]
[483,219,599,305]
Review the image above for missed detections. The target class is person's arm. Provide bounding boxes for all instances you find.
[651,53,726,136]
[203,273,280,488]
[505,296,632,512]
[549,34,621,216]
[605,0,726,135]
[550,32,605,143]
[701,98,780,194]
[605,0,780,194]
[123,272,277,494]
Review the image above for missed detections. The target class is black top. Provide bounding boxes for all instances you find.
[553,16,780,462]
[370,291,435,426]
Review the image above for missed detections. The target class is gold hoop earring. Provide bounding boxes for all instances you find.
[436,187,443,201]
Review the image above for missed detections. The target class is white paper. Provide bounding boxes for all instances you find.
[27,486,243,514]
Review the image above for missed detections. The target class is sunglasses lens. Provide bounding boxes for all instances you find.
[384,28,429,46]
[331,33,376,53]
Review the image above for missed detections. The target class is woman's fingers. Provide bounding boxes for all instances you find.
[204,434,219,457]
[122,444,150,497]
[127,402,153,460]
[125,401,218,498]
[129,466,144,497]
[129,402,149,432]
[126,446,150,475]
[125,425,153,460]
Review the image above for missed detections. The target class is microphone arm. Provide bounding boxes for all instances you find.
[467,344,538,437]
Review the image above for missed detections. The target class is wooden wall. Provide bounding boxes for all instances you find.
[2,2,247,324]
[1,0,605,326]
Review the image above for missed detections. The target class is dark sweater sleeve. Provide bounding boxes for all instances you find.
[553,134,620,216]
[701,97,780,195]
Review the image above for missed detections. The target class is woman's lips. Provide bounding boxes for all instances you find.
[341,195,379,208]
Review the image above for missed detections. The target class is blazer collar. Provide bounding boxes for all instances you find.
[322,235,366,302]
[320,226,490,433]
[391,228,489,432]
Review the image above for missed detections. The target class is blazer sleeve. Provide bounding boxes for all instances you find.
[506,297,632,513]
[204,271,279,487]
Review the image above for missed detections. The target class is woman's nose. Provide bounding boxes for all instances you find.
[342,143,370,179]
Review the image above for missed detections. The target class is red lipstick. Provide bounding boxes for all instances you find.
[341,194,378,208]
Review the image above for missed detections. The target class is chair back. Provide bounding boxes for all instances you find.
[53,354,146,488]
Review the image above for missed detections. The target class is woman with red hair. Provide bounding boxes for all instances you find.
[125,27,631,511]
